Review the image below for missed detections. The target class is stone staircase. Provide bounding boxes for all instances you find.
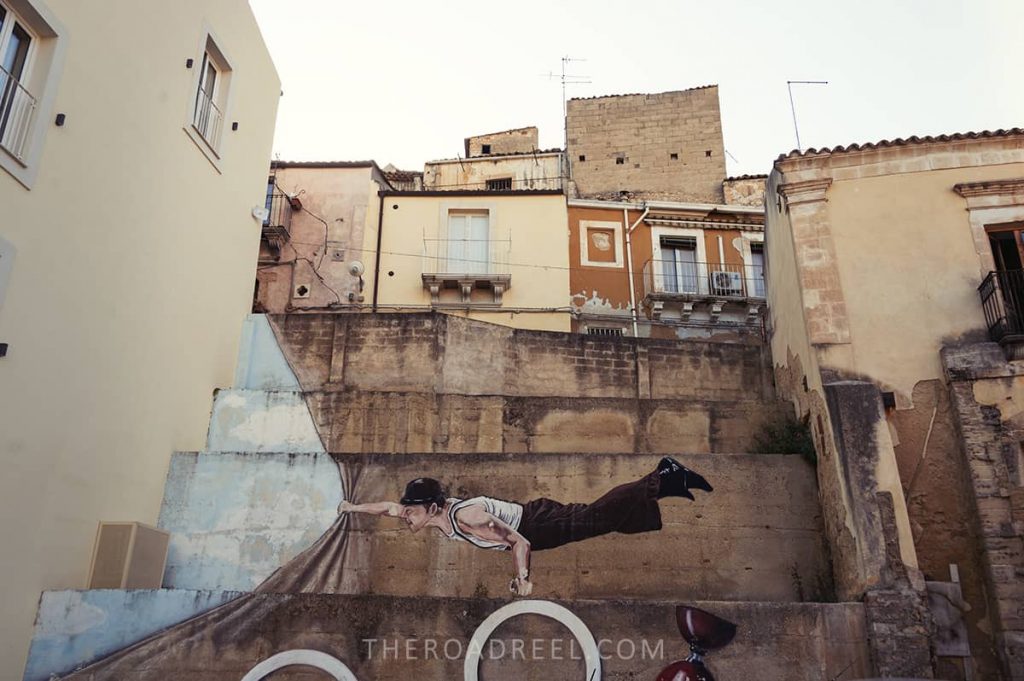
[24,313,874,681]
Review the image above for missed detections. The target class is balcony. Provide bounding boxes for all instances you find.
[642,259,766,323]
[421,237,511,305]
[979,270,1024,354]
[0,65,37,162]
[191,86,223,150]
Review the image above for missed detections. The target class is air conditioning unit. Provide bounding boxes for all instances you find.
[87,522,170,589]
[710,271,743,296]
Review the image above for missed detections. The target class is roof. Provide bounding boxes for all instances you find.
[382,169,423,182]
[427,148,563,165]
[379,189,563,198]
[568,85,717,102]
[776,128,1024,162]
[465,126,538,139]
[271,160,378,169]
[724,174,768,181]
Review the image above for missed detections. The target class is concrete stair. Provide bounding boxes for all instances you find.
[158,451,831,603]
[30,590,870,681]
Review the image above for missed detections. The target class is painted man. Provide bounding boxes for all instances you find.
[338,457,712,596]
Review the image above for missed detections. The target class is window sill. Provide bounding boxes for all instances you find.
[183,125,223,174]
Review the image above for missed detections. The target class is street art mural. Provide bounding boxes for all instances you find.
[24,314,872,680]
[341,457,713,596]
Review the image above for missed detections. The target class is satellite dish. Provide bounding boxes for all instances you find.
[348,261,365,277]
[252,206,270,221]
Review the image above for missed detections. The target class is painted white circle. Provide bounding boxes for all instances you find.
[463,599,601,681]
[240,649,359,681]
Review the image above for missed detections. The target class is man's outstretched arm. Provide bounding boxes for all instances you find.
[338,500,401,517]
[455,505,533,595]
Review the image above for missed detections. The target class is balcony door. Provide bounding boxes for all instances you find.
[0,5,33,152]
[660,236,700,294]
[987,223,1024,335]
[447,212,489,274]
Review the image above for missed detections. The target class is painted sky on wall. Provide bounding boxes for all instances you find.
[250,0,1023,177]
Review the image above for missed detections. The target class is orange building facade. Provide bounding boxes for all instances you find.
[568,198,765,340]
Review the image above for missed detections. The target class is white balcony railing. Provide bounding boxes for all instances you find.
[421,237,511,277]
[192,86,223,149]
[643,259,766,299]
[0,65,37,161]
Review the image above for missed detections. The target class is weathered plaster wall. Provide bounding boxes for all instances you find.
[233,314,301,391]
[374,193,570,332]
[160,452,341,591]
[0,1,280,676]
[423,153,562,191]
[257,164,384,313]
[23,590,242,681]
[206,389,324,453]
[723,176,767,207]
[32,592,871,681]
[566,88,726,202]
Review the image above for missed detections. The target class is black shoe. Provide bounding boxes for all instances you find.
[656,457,713,500]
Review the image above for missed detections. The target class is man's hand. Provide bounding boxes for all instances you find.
[509,576,534,597]
[337,500,355,514]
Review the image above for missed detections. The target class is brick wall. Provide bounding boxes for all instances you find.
[566,87,726,202]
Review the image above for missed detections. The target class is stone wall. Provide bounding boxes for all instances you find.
[464,127,539,157]
[944,343,1024,679]
[566,87,726,202]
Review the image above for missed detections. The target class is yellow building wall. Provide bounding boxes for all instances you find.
[374,194,570,332]
[825,162,1024,400]
[0,0,279,675]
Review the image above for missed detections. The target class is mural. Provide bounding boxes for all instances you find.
[340,457,713,595]
[23,314,872,680]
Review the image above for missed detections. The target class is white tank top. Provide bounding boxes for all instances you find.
[446,496,524,551]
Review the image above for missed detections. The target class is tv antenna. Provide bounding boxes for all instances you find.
[787,80,828,151]
[544,56,591,117]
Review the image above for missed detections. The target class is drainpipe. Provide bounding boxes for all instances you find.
[372,190,386,312]
[623,204,649,338]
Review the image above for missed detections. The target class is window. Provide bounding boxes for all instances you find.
[186,32,232,164]
[615,157,625,165]
[587,326,624,337]
[578,154,586,162]
[749,242,765,297]
[485,177,512,191]
[481,144,491,154]
[192,49,223,148]
[0,2,35,161]
[446,211,489,274]
[660,236,699,293]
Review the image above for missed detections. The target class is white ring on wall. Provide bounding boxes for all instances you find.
[240,649,359,681]
[463,599,601,681]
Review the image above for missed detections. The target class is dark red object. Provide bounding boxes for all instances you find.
[655,660,712,681]
[675,606,737,652]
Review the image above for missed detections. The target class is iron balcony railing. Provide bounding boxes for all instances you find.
[979,270,1024,342]
[0,64,37,161]
[642,259,766,300]
[262,192,293,242]
[422,238,511,277]
[192,86,223,149]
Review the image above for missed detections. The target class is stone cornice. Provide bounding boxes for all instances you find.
[777,178,833,206]
[954,178,1024,198]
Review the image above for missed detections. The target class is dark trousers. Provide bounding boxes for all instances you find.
[517,472,662,551]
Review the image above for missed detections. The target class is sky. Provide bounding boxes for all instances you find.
[250,0,1023,178]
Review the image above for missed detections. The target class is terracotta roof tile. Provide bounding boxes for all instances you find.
[777,128,1024,162]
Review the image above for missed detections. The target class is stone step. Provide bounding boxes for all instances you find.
[207,387,788,454]
[159,451,830,603]
[26,589,871,681]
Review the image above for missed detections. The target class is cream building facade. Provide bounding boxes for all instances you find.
[767,129,1024,680]
[373,190,570,332]
[0,0,279,676]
